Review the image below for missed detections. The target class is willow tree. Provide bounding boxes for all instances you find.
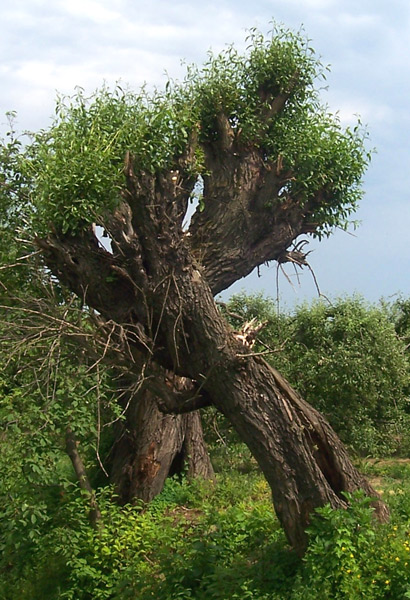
[5,25,388,554]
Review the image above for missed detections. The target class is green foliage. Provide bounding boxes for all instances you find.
[269,110,369,237]
[1,23,369,238]
[292,491,410,599]
[186,23,321,143]
[383,295,410,365]
[0,114,38,292]
[4,462,410,599]
[0,112,29,224]
[21,85,199,234]
[0,359,112,562]
[0,295,124,599]
[285,297,410,453]
[0,471,282,600]
[226,293,410,456]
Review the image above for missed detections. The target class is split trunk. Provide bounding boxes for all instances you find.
[36,138,389,554]
[109,385,214,503]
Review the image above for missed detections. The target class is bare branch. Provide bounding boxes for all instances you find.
[65,426,102,528]
[233,318,268,348]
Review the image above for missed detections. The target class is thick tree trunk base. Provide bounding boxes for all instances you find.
[206,356,389,555]
[109,389,214,504]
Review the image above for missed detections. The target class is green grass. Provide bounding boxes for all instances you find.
[3,451,410,599]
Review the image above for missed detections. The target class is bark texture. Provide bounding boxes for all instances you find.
[36,110,389,554]
[109,387,214,504]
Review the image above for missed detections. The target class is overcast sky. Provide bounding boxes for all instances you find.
[2,0,410,307]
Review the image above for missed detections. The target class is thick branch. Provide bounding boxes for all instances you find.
[216,111,235,151]
[35,230,140,323]
[261,71,301,123]
[188,149,307,294]
[187,145,334,295]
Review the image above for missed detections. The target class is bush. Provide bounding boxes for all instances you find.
[292,492,410,599]
[4,461,410,599]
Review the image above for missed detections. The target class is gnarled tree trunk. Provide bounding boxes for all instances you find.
[36,116,389,555]
[109,385,214,504]
[38,218,388,554]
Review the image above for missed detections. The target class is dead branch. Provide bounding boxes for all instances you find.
[149,376,213,415]
[233,317,268,348]
[65,426,102,528]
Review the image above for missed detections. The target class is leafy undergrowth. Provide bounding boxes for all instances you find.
[3,458,410,599]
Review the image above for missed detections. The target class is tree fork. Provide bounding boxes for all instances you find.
[39,224,388,554]
[108,385,214,504]
[34,172,387,553]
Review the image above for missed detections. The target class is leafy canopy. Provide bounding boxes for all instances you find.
[1,23,370,238]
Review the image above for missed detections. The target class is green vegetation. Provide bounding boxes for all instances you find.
[2,451,410,599]
[2,293,410,598]
[0,20,382,556]
[2,25,369,239]
[1,21,409,598]
[225,294,410,456]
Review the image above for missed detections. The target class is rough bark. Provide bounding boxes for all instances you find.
[36,111,389,554]
[184,410,215,480]
[40,214,388,553]
[109,386,214,504]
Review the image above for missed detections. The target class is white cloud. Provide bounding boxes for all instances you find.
[2,0,410,303]
[337,12,381,28]
[332,101,394,127]
[57,0,122,24]
[282,0,336,10]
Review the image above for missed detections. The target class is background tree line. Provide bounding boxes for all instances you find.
[222,293,410,457]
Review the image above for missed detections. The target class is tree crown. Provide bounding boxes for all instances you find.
[1,24,370,239]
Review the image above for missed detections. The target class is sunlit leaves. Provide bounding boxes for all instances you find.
[183,24,321,143]
[268,110,370,236]
[21,85,198,234]
[1,22,369,241]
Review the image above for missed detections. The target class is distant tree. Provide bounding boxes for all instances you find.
[227,293,410,456]
[0,24,388,553]
[386,296,410,347]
